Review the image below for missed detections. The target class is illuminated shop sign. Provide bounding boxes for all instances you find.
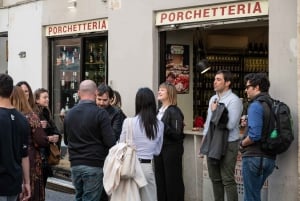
[155,0,268,26]
[45,18,108,37]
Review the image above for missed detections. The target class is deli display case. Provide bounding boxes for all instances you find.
[49,35,108,180]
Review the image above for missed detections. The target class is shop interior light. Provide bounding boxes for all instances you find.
[68,0,77,9]
[197,59,211,74]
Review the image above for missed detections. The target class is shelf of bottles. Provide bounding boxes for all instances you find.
[193,42,268,119]
[244,42,268,73]
[83,39,107,86]
[52,38,81,131]
[193,54,243,118]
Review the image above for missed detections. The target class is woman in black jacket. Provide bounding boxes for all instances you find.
[34,88,61,187]
[154,82,185,201]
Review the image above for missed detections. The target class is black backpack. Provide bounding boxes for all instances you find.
[257,96,294,155]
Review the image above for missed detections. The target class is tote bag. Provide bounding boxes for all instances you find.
[120,118,136,179]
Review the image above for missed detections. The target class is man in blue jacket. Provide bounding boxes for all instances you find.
[64,80,115,201]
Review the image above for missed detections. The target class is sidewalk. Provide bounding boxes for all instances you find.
[47,177,75,194]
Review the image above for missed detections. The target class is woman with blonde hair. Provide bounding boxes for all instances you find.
[10,86,49,201]
[154,82,185,201]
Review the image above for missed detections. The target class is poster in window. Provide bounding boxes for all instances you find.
[165,44,189,94]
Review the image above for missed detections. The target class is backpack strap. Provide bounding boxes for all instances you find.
[255,95,273,142]
[259,101,271,142]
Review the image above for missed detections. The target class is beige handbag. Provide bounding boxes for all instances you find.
[120,118,136,179]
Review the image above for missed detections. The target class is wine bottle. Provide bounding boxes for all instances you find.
[65,97,70,112]
[89,46,94,63]
[70,72,78,90]
[61,71,66,89]
[247,42,253,56]
[258,43,264,56]
[85,71,89,80]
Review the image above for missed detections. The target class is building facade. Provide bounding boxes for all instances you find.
[0,0,299,200]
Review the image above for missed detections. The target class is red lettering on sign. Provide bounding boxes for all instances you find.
[93,22,98,30]
[253,1,262,13]
[194,9,201,18]
[219,6,226,16]
[48,27,52,35]
[247,3,251,13]
[237,4,245,14]
[73,24,77,32]
[203,8,210,17]
[160,13,167,23]
[101,20,107,29]
[185,10,192,19]
[67,25,72,32]
[169,12,175,22]
[177,11,184,21]
[228,5,235,15]
[211,7,218,16]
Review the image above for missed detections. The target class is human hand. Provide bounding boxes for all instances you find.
[40,120,48,128]
[19,183,31,201]
[48,135,59,143]
[240,115,248,127]
[210,98,218,111]
[52,135,60,143]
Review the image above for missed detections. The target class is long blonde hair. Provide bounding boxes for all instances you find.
[10,86,33,114]
[159,82,177,105]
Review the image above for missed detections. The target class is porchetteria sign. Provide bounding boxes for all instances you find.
[155,0,268,26]
[45,18,108,37]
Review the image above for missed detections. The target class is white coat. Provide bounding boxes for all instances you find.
[103,142,147,201]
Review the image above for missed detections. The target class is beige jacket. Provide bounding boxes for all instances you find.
[103,142,147,201]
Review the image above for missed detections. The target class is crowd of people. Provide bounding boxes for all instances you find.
[0,70,277,201]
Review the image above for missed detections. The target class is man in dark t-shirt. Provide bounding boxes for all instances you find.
[0,74,31,200]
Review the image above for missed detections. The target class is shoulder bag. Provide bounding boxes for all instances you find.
[48,143,61,165]
[120,118,136,179]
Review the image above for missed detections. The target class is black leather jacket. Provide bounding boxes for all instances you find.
[161,105,184,145]
[105,105,126,141]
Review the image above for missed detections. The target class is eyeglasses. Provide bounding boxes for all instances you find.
[245,85,254,90]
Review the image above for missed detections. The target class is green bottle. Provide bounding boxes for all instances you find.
[270,130,278,139]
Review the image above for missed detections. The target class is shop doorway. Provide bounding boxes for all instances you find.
[0,33,8,74]
[159,20,268,122]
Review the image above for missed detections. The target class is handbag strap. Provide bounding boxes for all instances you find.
[126,118,133,144]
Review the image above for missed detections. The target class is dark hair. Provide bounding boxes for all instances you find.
[16,81,35,109]
[111,90,122,108]
[216,70,233,88]
[34,88,49,102]
[244,73,270,92]
[0,74,13,98]
[135,87,158,140]
[97,84,114,99]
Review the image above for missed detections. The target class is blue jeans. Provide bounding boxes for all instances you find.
[242,157,275,201]
[71,165,103,201]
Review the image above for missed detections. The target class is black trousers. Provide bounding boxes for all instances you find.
[154,143,185,201]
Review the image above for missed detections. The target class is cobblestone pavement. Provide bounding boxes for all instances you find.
[45,188,75,201]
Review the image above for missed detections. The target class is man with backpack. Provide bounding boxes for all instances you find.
[240,73,278,201]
